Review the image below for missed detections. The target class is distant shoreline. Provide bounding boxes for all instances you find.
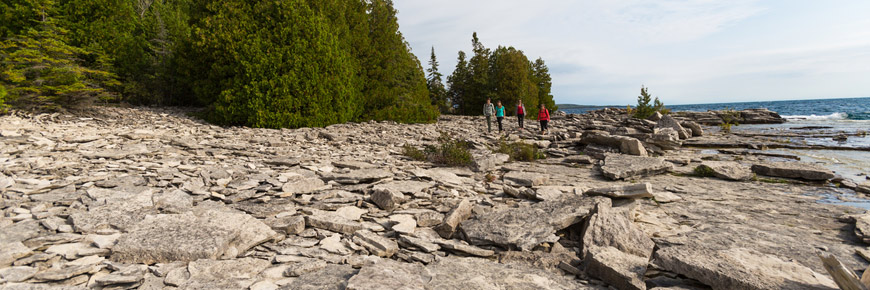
[557,96,870,110]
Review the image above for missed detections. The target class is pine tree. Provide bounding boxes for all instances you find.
[532,58,556,112]
[426,47,449,113]
[489,46,537,115]
[633,85,666,119]
[0,0,118,111]
[464,32,491,115]
[447,51,470,114]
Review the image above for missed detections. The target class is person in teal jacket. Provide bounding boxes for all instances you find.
[495,101,505,133]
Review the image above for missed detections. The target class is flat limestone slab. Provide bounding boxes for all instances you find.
[111,205,277,264]
[601,154,673,180]
[461,196,605,251]
[751,162,835,181]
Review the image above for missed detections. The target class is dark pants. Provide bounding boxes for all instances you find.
[540,120,548,132]
[517,114,524,128]
[497,117,503,131]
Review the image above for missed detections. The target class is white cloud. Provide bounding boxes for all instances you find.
[395,0,870,105]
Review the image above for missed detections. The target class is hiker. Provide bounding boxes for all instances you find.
[495,101,505,132]
[538,103,550,135]
[516,100,525,130]
[483,98,494,133]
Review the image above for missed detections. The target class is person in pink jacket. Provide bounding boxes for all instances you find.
[537,103,550,135]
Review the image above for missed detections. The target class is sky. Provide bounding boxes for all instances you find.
[393,0,870,106]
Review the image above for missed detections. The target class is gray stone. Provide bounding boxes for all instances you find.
[347,256,595,289]
[33,265,95,281]
[601,154,673,180]
[435,239,495,257]
[281,176,328,196]
[305,210,363,234]
[352,230,398,258]
[69,206,155,234]
[412,168,472,186]
[582,200,654,290]
[180,258,271,289]
[434,199,473,239]
[857,182,870,194]
[586,183,654,199]
[285,264,358,290]
[152,189,193,212]
[504,171,549,187]
[855,215,870,244]
[0,241,32,267]
[620,137,649,157]
[646,128,683,150]
[0,266,38,283]
[751,162,835,181]
[462,196,604,251]
[266,215,306,235]
[655,246,836,290]
[398,235,440,253]
[111,205,278,264]
[334,206,368,221]
[655,115,690,139]
[371,188,406,211]
[372,180,433,195]
[93,265,147,287]
[472,153,510,172]
[698,161,753,181]
[329,169,392,184]
[283,259,328,277]
[332,160,375,170]
[389,214,417,234]
[86,234,122,249]
[681,121,704,137]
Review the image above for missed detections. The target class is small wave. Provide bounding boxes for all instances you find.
[782,112,848,120]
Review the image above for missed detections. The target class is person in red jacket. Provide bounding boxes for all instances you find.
[516,100,525,130]
[537,103,550,135]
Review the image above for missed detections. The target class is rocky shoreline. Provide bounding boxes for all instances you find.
[1,106,869,289]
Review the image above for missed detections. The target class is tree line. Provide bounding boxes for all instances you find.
[0,0,556,128]
[427,32,557,117]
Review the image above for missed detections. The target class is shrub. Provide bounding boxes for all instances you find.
[403,132,473,167]
[0,85,7,114]
[495,139,546,162]
[632,86,668,119]
[402,144,427,161]
[719,108,740,133]
[693,165,715,177]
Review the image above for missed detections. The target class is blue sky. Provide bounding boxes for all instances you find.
[394,1,870,105]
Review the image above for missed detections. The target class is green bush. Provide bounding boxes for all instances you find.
[718,108,740,133]
[693,165,715,177]
[403,132,473,167]
[0,85,7,114]
[633,86,668,119]
[495,139,546,162]
[402,144,427,161]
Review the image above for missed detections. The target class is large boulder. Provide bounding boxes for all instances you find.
[434,199,473,239]
[472,153,510,172]
[681,121,704,137]
[583,200,655,290]
[580,131,648,156]
[751,162,835,181]
[655,246,836,290]
[646,128,683,150]
[601,154,673,180]
[462,196,604,251]
[697,161,753,181]
[655,115,690,140]
[586,183,654,199]
[111,204,278,264]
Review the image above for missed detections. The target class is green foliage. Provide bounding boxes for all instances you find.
[718,107,740,133]
[403,132,473,167]
[447,33,556,116]
[495,139,546,162]
[427,47,449,113]
[402,144,427,161]
[693,165,715,177]
[0,0,118,111]
[0,85,8,114]
[632,86,667,119]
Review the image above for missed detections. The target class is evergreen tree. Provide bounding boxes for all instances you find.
[633,85,666,119]
[531,58,557,112]
[0,85,8,114]
[426,47,449,113]
[465,32,491,115]
[447,51,470,114]
[182,0,361,128]
[489,46,537,115]
[0,0,118,111]
[355,0,438,123]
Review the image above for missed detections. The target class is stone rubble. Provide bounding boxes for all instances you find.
[0,106,862,289]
